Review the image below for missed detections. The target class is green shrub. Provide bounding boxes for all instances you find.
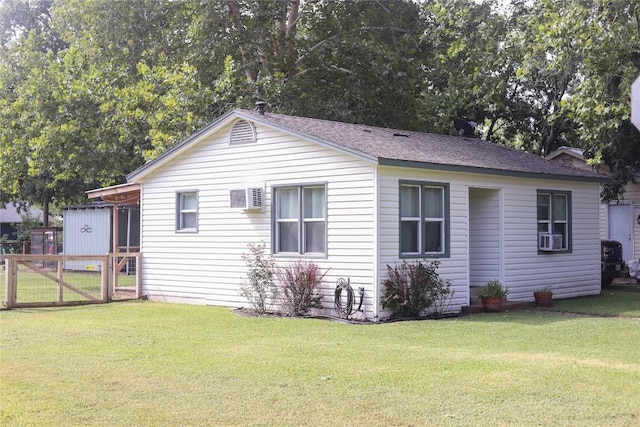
[478,280,508,299]
[381,260,452,318]
[239,242,279,315]
[277,260,326,316]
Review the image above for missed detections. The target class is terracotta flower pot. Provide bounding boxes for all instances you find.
[482,297,503,313]
[534,291,553,307]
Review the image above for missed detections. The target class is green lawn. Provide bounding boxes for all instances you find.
[1,292,639,426]
[551,285,640,317]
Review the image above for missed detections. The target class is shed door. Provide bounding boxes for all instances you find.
[608,204,632,260]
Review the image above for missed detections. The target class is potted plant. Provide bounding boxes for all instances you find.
[533,285,553,307]
[478,280,508,312]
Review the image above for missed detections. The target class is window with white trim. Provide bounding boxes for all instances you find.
[176,191,198,232]
[537,190,571,252]
[274,185,326,255]
[400,181,449,257]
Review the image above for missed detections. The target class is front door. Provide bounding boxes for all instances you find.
[608,204,632,261]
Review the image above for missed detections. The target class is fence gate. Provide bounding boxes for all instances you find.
[2,253,141,309]
[111,252,142,300]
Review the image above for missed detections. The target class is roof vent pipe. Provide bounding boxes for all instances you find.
[255,101,267,115]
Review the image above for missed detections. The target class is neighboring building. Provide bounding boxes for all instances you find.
[89,110,607,320]
[0,202,45,241]
[547,146,640,263]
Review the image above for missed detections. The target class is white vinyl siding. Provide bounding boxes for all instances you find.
[379,168,469,314]
[469,188,501,287]
[502,182,598,300]
[379,167,601,314]
[137,121,377,316]
[135,115,602,320]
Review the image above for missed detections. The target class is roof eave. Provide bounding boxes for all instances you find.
[378,159,610,183]
[545,147,585,161]
[86,182,141,205]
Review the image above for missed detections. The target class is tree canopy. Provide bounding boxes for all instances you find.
[1,0,638,220]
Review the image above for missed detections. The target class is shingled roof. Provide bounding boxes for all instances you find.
[129,109,607,183]
[236,109,606,182]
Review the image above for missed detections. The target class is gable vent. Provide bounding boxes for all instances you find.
[229,120,256,144]
[560,158,573,167]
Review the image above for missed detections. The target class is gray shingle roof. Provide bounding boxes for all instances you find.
[236,109,606,182]
[129,109,607,183]
[0,203,45,223]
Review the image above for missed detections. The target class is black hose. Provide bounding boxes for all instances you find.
[334,278,353,317]
[334,278,364,318]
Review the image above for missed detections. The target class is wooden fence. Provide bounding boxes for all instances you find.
[2,253,141,309]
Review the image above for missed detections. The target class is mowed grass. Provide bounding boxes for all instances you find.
[1,292,639,427]
[551,285,640,317]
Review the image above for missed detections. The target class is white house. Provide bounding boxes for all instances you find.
[89,109,607,320]
[546,146,640,263]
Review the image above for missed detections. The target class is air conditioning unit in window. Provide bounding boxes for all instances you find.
[539,233,563,251]
[229,187,264,210]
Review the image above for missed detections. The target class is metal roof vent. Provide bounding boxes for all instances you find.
[256,100,267,115]
[229,120,256,145]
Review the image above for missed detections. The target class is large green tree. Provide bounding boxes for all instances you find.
[557,0,640,201]
[1,0,638,216]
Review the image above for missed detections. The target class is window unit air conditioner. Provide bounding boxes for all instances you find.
[539,233,563,251]
[229,187,264,210]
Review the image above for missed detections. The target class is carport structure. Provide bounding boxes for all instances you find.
[86,183,141,297]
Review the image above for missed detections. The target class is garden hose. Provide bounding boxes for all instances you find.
[334,278,364,318]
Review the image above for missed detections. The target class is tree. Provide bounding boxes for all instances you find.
[0,0,214,217]
[1,0,637,211]
[511,0,639,198]
[218,0,425,128]
[415,0,639,202]
[418,0,522,138]
[557,0,640,201]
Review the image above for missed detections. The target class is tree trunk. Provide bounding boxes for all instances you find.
[42,195,49,228]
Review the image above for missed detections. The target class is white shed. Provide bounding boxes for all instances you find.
[62,202,140,271]
[90,109,608,320]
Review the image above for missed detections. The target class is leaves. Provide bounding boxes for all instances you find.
[0,0,637,212]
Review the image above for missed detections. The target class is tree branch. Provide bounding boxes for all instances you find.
[292,64,352,79]
[294,25,410,69]
[227,0,255,82]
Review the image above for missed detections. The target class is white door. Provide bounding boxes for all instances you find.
[609,204,632,260]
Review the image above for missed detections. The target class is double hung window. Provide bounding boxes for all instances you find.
[176,191,198,232]
[275,185,326,255]
[400,181,449,257]
[537,190,571,251]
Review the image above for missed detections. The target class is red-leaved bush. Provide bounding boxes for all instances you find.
[277,260,327,316]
